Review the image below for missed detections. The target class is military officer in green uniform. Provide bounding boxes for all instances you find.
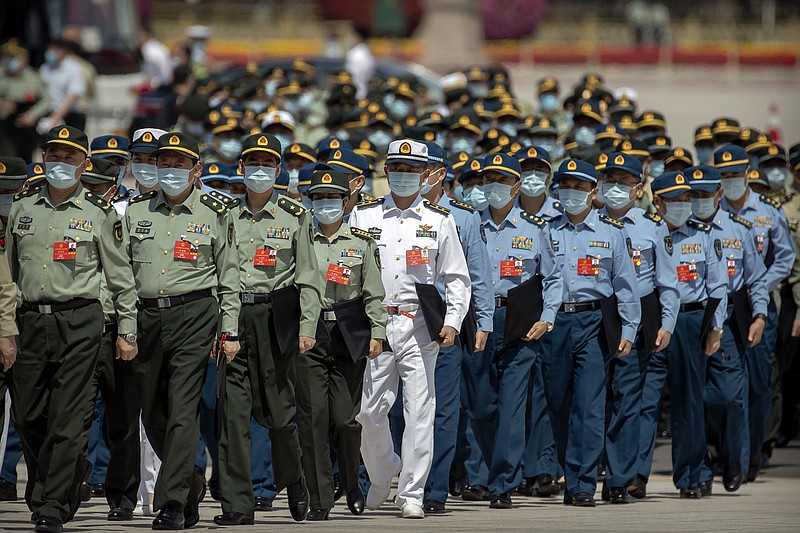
[123,132,241,530]
[296,169,387,520]
[5,126,138,533]
[214,133,321,526]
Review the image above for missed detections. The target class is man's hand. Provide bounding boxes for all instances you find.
[0,336,17,372]
[116,337,138,361]
[523,321,550,342]
[17,111,36,128]
[368,339,383,359]
[748,317,766,347]
[654,329,672,352]
[299,336,316,353]
[222,340,240,363]
[704,329,722,355]
[474,330,489,352]
[792,319,800,338]
[617,339,633,357]
[438,326,458,347]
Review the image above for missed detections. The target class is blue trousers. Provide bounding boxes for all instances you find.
[250,417,277,500]
[637,309,707,489]
[423,343,465,503]
[1,419,23,483]
[540,309,608,496]
[522,355,557,480]
[195,357,219,481]
[87,395,110,485]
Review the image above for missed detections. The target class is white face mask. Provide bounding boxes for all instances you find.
[691,197,717,220]
[157,167,192,196]
[485,182,514,209]
[45,161,79,190]
[387,171,421,197]
[520,170,548,197]
[721,177,747,201]
[463,185,488,211]
[218,139,242,160]
[312,198,344,224]
[559,188,591,215]
[765,167,788,189]
[243,166,277,193]
[288,168,300,193]
[0,193,15,217]
[132,163,159,188]
[600,183,633,210]
[662,201,692,227]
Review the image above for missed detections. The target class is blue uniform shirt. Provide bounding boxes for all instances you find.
[721,191,795,293]
[439,194,494,332]
[665,219,728,328]
[517,195,563,220]
[600,206,680,334]
[550,209,642,342]
[481,204,563,324]
[701,210,769,317]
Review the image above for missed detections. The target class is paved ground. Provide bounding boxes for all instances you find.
[1,440,798,532]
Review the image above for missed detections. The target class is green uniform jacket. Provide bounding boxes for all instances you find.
[311,221,387,339]
[0,67,52,121]
[232,191,323,338]
[0,220,18,337]
[4,185,137,333]
[124,187,240,332]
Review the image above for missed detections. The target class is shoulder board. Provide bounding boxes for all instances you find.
[759,194,781,209]
[599,214,624,228]
[520,211,546,226]
[686,219,711,233]
[110,192,129,203]
[449,200,477,212]
[84,191,112,213]
[423,200,450,216]
[277,196,306,217]
[129,190,157,205]
[356,197,384,208]
[208,190,234,205]
[553,201,563,212]
[729,212,753,228]
[643,211,663,224]
[14,186,41,201]
[350,227,375,241]
[228,197,241,208]
[360,193,376,202]
[199,193,230,215]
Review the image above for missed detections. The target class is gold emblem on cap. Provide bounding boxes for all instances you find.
[487,129,497,139]
[614,155,625,165]
[399,142,411,155]
[768,145,778,155]
[581,103,592,113]
[406,116,417,126]
[758,134,768,142]
[143,132,153,143]
[567,160,577,171]
[34,164,43,174]
[330,149,342,160]
[0,163,6,174]
[693,169,703,179]
[741,128,751,137]
[290,144,301,153]
[749,170,759,179]
[470,160,481,171]
[622,141,632,150]
[85,160,93,171]
[656,137,666,145]
[528,148,538,158]
[492,154,503,165]
[209,164,219,174]
[722,151,732,162]
[321,173,333,183]
[108,138,118,149]
[645,113,653,120]
[169,135,180,146]
[458,115,470,125]
[257,135,268,146]
[675,148,685,157]
[432,112,441,120]
[599,153,608,164]
[58,128,70,139]
[360,140,370,149]
[209,110,220,123]
[376,111,387,121]
[718,119,727,127]
[368,102,380,113]
[425,131,434,141]
[460,152,469,162]
[675,174,685,184]
[540,118,550,127]
[607,125,616,133]
[330,139,340,149]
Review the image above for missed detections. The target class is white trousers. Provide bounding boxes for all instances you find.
[137,417,161,514]
[357,313,438,508]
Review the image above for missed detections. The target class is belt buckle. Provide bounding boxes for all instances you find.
[38,304,52,315]
[156,297,171,309]
[494,297,504,307]
[241,293,255,304]
[564,303,576,313]
[323,311,336,321]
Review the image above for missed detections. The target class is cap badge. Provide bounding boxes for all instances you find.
[675,174,685,184]
[459,115,470,125]
[567,160,577,171]
[470,160,481,170]
[722,151,732,162]
[330,139,340,149]
[541,118,550,127]
[169,135,180,146]
[528,148,538,158]
[599,153,608,164]
[399,142,412,155]
[290,144,301,153]
[614,155,625,165]
[769,145,778,155]
[34,164,43,174]
[59,128,70,139]
[257,135,268,146]
[85,161,93,171]
[108,138,118,149]
[675,148,685,157]
[143,132,153,143]
[492,154,503,165]
[333,150,342,159]
[209,164,219,174]
[321,173,333,183]
[693,169,703,179]
[0,163,6,174]
[581,103,592,113]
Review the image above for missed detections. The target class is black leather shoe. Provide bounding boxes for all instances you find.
[723,466,743,492]
[152,506,185,530]
[534,474,561,497]
[108,507,134,521]
[306,508,331,521]
[516,478,534,496]
[79,483,91,502]
[627,475,647,499]
[699,481,713,497]
[489,492,512,509]
[423,499,445,514]
[597,469,606,483]
[69,457,92,521]
[609,487,630,504]
[747,454,761,482]
[347,488,365,515]
[286,475,310,522]
[208,476,221,502]
[563,493,573,506]
[679,487,702,499]
[213,512,254,526]
[333,473,344,502]
[254,496,273,512]
[572,492,596,507]
[91,483,106,497]
[449,462,467,497]
[0,478,17,501]
[461,484,490,501]
[183,470,205,528]
[34,516,63,532]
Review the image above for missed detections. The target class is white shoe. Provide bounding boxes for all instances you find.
[365,461,402,510]
[401,503,425,519]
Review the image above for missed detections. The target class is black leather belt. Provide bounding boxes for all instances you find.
[240,292,271,304]
[560,301,602,313]
[139,289,212,309]
[494,296,508,308]
[322,310,337,321]
[21,298,98,315]
[680,301,706,313]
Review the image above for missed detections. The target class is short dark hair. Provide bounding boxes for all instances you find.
[354,23,371,41]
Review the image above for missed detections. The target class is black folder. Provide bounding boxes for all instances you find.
[460,298,478,355]
[270,285,301,355]
[333,297,372,361]
[640,291,661,355]
[729,287,752,345]
[415,283,447,343]
[699,297,723,349]
[214,344,227,441]
[600,294,623,356]
[503,275,543,346]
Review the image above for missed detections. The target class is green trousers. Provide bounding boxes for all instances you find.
[12,302,103,522]
[295,320,366,509]
[133,296,218,511]
[217,301,303,515]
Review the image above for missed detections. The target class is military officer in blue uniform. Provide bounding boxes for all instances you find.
[636,171,727,499]
[516,146,562,220]
[595,153,680,503]
[687,164,769,495]
[541,158,641,507]
[715,144,795,481]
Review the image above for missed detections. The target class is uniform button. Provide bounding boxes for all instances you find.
[248,258,253,262]
[40,284,45,289]
[398,238,402,242]
[396,257,400,261]
[394,274,399,279]
[167,231,171,236]
[400,220,404,224]
[161,270,166,274]
[42,264,47,269]
[45,244,50,249]
[164,250,169,255]
[76,237,81,242]
[393,293,398,299]
[170,213,175,218]
[247,274,251,278]
[492,281,496,286]
[573,246,577,251]
[571,264,575,268]
[159,289,165,295]
[496,247,500,251]
[252,220,256,224]
[494,264,498,269]
[250,239,254,243]
[49,225,53,230]
[571,280,575,285]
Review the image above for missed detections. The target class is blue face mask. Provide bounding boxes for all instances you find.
[574,127,596,148]
[498,122,517,138]
[218,139,242,160]
[600,183,633,210]
[274,134,291,153]
[389,99,412,119]
[157,167,192,196]
[721,177,747,201]
[463,185,488,211]
[648,160,665,178]
[44,49,58,67]
[243,165,277,193]
[132,163,159,188]
[558,188,591,215]
[662,201,692,227]
[691,197,717,220]
[520,170,548,197]
[387,171,421,197]
[451,136,476,155]
[486,182,514,209]
[696,147,714,165]
[45,161,78,190]
[766,167,788,189]
[312,198,344,224]
[532,139,557,154]
[453,183,465,202]
[368,130,392,152]
[540,93,559,113]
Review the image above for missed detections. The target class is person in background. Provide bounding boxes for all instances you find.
[344,23,375,100]
[38,39,87,130]
[138,22,173,89]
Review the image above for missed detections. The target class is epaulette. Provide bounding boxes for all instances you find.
[729,212,753,229]
[209,190,235,205]
[553,201,563,212]
[449,200,477,212]
[85,191,112,213]
[200,193,230,215]
[356,197,384,208]
[423,200,450,216]
[520,210,546,226]
[129,190,157,204]
[277,196,305,217]
[599,213,624,229]
[229,197,241,208]
[360,193,376,202]
[686,219,711,233]
[350,227,375,241]
[111,190,132,203]
[14,186,41,201]
[643,211,663,224]
[759,194,781,209]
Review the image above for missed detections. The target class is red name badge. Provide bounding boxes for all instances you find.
[326,263,352,285]
[173,240,198,261]
[676,263,698,282]
[726,259,736,277]
[632,249,642,268]
[577,257,599,276]
[406,248,429,266]
[500,259,523,277]
[53,241,77,261]
[254,247,277,267]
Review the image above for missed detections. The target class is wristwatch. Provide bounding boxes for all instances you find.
[545,322,554,332]
[223,331,239,341]
[120,333,137,343]
[712,327,724,338]
[753,313,767,322]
